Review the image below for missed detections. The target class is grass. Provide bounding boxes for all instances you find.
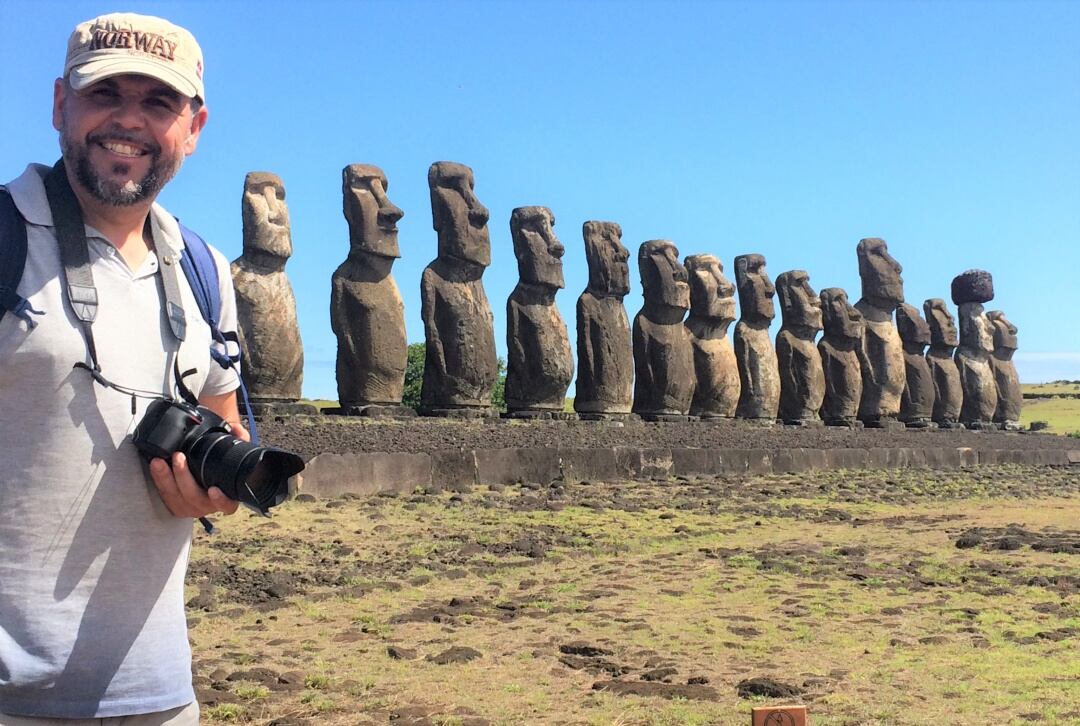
[184,465,1080,725]
[1020,396,1080,434]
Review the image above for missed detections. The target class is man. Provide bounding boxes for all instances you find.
[0,13,243,724]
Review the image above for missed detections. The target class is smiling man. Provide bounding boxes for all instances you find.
[0,13,243,725]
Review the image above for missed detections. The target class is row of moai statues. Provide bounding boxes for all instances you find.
[229,162,1022,429]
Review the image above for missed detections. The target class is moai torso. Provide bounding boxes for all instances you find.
[896,303,935,426]
[818,288,863,425]
[231,172,303,401]
[953,270,998,428]
[684,254,739,418]
[575,223,632,415]
[775,270,825,424]
[420,162,498,411]
[504,207,573,413]
[733,254,779,421]
[854,238,906,424]
[988,310,1021,427]
[331,164,407,408]
[924,298,963,426]
[632,240,694,418]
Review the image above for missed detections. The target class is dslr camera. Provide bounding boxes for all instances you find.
[133,398,304,515]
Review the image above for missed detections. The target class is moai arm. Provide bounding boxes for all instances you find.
[420,269,447,380]
[734,330,758,399]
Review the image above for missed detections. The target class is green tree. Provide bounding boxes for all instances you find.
[401,342,507,412]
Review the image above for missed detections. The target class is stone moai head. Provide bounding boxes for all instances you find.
[242,171,291,258]
[987,310,1018,354]
[428,161,491,267]
[583,221,629,297]
[685,254,736,324]
[511,206,564,289]
[342,164,403,259]
[952,270,995,354]
[856,237,904,310]
[734,253,775,324]
[776,270,823,332]
[924,299,959,348]
[820,287,863,342]
[638,240,690,311]
[958,304,995,353]
[896,303,931,347]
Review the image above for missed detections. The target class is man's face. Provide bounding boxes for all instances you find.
[896,303,931,346]
[988,311,1018,352]
[53,73,207,206]
[512,207,564,289]
[686,254,736,323]
[242,173,291,257]
[584,222,630,296]
[430,163,490,267]
[735,254,776,323]
[344,165,403,258]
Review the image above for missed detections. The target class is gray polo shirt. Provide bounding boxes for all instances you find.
[0,164,239,717]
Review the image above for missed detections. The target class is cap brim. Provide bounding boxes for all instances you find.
[69,55,201,100]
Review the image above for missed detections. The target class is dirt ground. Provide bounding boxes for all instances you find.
[187,463,1080,725]
[256,417,1079,461]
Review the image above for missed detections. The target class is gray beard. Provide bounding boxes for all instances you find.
[60,130,183,207]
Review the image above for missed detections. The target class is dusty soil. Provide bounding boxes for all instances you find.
[187,463,1080,725]
[256,417,1078,460]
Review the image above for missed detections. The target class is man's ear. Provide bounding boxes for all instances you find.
[184,104,209,156]
[52,78,66,131]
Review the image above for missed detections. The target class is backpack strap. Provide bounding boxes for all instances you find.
[175,221,259,444]
[0,188,45,328]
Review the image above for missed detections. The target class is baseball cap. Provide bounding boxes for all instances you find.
[64,13,205,101]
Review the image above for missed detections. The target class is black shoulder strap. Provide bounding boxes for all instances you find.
[0,187,44,328]
[43,160,102,369]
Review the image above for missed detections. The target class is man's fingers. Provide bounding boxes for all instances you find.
[207,486,240,515]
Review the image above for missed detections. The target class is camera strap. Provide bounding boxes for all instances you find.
[43,161,199,404]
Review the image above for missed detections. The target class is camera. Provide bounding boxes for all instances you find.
[133,398,304,515]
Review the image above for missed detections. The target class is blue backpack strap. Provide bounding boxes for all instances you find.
[0,189,45,328]
[175,220,259,444]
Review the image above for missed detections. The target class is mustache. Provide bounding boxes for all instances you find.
[87,128,161,155]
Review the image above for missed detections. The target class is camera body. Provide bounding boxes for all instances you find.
[133,398,303,515]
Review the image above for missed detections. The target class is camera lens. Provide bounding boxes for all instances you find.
[186,433,303,514]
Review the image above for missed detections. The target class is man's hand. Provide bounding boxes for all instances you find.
[149,452,240,518]
[148,390,248,519]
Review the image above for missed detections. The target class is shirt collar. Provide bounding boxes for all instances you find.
[5,162,183,256]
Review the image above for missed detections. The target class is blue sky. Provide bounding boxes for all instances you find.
[2,0,1077,399]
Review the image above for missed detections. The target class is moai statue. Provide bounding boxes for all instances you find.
[733,254,780,423]
[775,270,825,425]
[420,161,499,416]
[987,310,1021,430]
[684,254,740,419]
[575,221,633,419]
[504,206,574,418]
[818,288,864,427]
[632,240,694,420]
[231,172,313,415]
[895,303,936,428]
[854,238,906,428]
[924,298,963,428]
[330,164,411,416]
[952,270,998,429]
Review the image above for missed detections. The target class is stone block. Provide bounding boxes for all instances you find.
[956,447,978,467]
[300,452,432,498]
[746,449,773,475]
[430,450,477,493]
[640,448,675,479]
[475,448,560,487]
[951,269,994,305]
[559,448,620,484]
[671,448,719,478]
[825,448,870,470]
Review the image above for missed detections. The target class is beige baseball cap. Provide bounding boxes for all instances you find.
[64,12,205,101]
